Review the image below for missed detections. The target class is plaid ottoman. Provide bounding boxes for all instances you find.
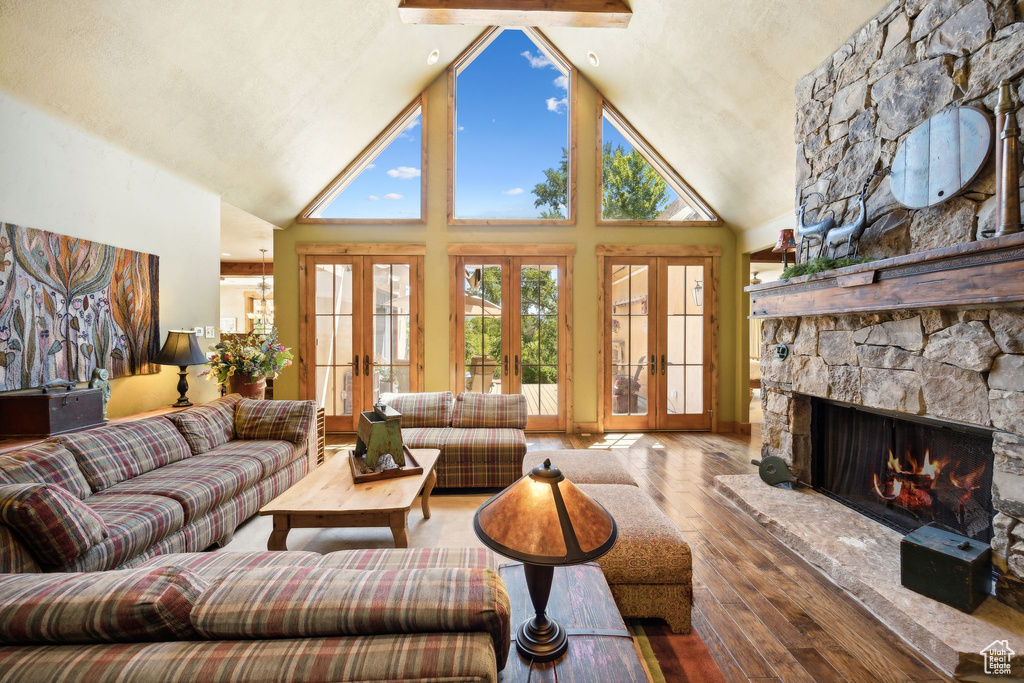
[521,450,638,486]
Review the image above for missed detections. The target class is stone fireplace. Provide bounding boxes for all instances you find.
[758,306,1024,601]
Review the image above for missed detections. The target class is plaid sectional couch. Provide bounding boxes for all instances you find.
[0,395,318,574]
[0,548,510,682]
[380,392,528,488]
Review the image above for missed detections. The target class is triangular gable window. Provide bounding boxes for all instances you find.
[300,94,426,223]
[449,27,576,224]
[598,95,720,225]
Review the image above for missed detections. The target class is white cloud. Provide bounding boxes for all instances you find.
[386,166,421,179]
[546,97,568,114]
[367,195,380,201]
[384,193,403,200]
[366,163,376,170]
[553,75,568,90]
[521,50,552,69]
[502,187,525,196]
[458,126,465,132]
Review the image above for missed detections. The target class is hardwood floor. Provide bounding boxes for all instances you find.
[524,430,953,683]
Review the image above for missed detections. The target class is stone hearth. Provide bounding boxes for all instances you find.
[714,474,1024,678]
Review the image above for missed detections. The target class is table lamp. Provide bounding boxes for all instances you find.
[473,459,617,662]
[154,330,208,407]
[773,228,797,268]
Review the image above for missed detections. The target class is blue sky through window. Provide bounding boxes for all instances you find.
[318,112,422,219]
[454,30,570,220]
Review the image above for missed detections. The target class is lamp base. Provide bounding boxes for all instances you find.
[515,615,567,662]
[172,366,193,408]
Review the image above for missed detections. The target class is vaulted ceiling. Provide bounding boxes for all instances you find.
[0,0,887,232]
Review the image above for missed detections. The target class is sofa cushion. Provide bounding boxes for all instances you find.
[0,441,92,500]
[0,526,41,573]
[203,439,302,478]
[0,566,205,644]
[93,455,262,523]
[380,391,454,428]
[402,426,453,450]
[440,428,526,488]
[190,565,510,665]
[106,417,192,473]
[65,494,186,572]
[578,484,692,585]
[166,394,240,454]
[318,547,497,572]
[0,483,108,565]
[56,429,141,493]
[234,399,317,443]
[139,551,322,581]
[451,392,528,429]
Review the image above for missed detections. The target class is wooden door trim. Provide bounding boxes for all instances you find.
[596,244,722,257]
[296,243,427,256]
[447,244,576,256]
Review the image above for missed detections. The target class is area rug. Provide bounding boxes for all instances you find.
[627,619,725,683]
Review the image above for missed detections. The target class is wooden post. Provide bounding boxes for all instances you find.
[995,80,1022,237]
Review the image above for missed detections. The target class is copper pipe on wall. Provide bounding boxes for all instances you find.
[995,80,1022,237]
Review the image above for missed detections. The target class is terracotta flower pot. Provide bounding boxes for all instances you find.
[228,374,267,400]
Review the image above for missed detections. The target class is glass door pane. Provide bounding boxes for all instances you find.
[371,262,413,401]
[518,263,560,418]
[313,262,357,422]
[609,263,650,418]
[464,263,504,394]
[665,264,705,415]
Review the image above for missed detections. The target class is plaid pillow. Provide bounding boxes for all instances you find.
[379,392,454,427]
[166,395,241,454]
[0,483,108,565]
[0,441,92,500]
[0,566,206,643]
[451,392,528,429]
[234,399,318,443]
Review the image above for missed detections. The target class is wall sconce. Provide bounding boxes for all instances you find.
[691,280,703,307]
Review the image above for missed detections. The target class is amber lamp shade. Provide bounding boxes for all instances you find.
[474,459,617,663]
[154,330,208,408]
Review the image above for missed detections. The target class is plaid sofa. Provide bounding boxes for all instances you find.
[0,548,509,682]
[0,396,319,574]
[380,392,527,488]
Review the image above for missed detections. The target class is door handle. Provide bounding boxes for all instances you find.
[650,355,656,375]
[504,354,509,376]
[364,355,370,376]
[661,355,667,375]
[354,354,360,376]
[515,355,520,376]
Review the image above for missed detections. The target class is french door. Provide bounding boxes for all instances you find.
[602,254,716,431]
[450,251,571,432]
[300,251,423,432]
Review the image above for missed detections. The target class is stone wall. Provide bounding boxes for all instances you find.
[760,306,1024,604]
[795,0,1024,259]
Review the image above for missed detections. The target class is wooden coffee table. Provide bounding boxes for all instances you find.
[498,562,648,681]
[259,448,439,550]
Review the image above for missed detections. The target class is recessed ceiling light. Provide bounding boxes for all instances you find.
[587,51,600,67]
[426,48,440,66]
[221,252,231,257]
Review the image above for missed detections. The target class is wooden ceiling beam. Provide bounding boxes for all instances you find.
[221,261,274,277]
[397,0,631,28]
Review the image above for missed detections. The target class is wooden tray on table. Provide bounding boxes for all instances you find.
[348,446,423,483]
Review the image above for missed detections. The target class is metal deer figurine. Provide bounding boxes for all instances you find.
[822,170,886,259]
[795,192,835,262]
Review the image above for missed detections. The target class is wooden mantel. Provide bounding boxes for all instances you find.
[747,233,1024,319]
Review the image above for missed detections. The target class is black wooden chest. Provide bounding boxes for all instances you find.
[900,523,991,613]
[0,386,105,437]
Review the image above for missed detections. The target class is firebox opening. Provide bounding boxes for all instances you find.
[810,398,995,543]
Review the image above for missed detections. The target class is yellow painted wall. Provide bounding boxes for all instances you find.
[274,73,743,429]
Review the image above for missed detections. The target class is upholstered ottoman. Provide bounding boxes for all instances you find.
[578,483,692,633]
[521,449,639,486]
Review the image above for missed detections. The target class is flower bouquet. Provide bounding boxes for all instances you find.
[204,328,293,399]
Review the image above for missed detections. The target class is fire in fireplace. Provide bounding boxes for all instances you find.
[811,399,994,542]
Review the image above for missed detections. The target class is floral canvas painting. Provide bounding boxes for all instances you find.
[0,222,160,389]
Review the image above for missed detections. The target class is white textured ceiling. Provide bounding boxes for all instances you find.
[0,0,887,231]
[220,201,278,261]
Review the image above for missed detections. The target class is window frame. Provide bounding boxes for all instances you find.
[596,94,722,227]
[298,93,428,225]
[447,27,578,227]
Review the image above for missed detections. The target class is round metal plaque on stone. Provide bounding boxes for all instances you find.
[889,106,993,210]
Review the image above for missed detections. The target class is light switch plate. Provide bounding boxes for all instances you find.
[205,326,215,338]
[193,326,204,337]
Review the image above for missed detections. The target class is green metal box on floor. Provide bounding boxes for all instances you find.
[900,523,991,613]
